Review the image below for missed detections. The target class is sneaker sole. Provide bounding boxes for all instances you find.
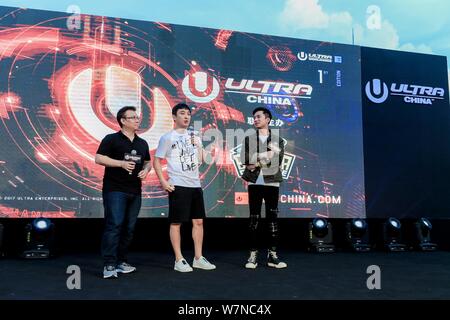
[245,264,258,269]
[193,266,216,270]
[103,274,118,279]
[174,268,193,272]
[267,263,287,269]
[116,268,136,274]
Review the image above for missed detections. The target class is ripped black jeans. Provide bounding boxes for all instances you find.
[248,185,280,252]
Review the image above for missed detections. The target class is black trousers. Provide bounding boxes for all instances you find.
[248,185,280,251]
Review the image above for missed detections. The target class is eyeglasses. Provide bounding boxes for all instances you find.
[123,116,140,120]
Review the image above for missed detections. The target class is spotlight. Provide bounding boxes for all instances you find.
[21,218,55,259]
[34,218,51,231]
[308,218,335,253]
[413,218,437,251]
[383,218,407,252]
[345,218,371,252]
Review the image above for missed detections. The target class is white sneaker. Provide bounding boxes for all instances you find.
[192,256,216,270]
[174,258,193,272]
[116,262,137,274]
[103,265,118,279]
[245,250,258,269]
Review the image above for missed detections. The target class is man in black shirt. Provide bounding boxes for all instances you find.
[95,106,151,279]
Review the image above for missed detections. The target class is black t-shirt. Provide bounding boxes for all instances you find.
[96,131,151,194]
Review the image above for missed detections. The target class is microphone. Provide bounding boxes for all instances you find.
[190,131,195,146]
[129,150,137,175]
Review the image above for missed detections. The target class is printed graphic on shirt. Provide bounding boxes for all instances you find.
[175,137,197,172]
[156,130,201,188]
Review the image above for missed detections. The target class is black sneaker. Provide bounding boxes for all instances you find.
[267,250,287,269]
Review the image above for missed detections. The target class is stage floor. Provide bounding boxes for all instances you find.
[1,250,450,300]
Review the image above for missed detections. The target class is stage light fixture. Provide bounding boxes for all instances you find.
[383,217,407,252]
[413,218,437,251]
[308,218,335,253]
[345,218,371,252]
[21,218,55,259]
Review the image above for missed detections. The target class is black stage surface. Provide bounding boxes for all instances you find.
[1,250,450,300]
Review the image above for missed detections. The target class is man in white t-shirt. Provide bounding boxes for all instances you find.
[154,103,216,272]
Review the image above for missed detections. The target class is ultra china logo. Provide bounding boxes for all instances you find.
[365,78,445,105]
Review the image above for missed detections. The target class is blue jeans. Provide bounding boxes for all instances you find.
[101,191,141,267]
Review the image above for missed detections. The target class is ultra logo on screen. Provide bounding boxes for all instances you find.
[182,71,313,105]
[365,79,445,105]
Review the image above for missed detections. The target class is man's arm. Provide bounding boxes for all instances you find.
[240,136,258,170]
[153,156,175,192]
[142,160,152,171]
[194,137,210,165]
[278,138,285,167]
[198,146,208,165]
[137,160,152,180]
[259,136,285,174]
[95,154,135,173]
[192,135,204,164]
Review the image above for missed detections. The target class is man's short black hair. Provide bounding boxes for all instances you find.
[117,106,137,128]
[252,107,272,120]
[172,103,191,116]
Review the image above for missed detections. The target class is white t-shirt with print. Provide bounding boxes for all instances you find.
[155,130,201,188]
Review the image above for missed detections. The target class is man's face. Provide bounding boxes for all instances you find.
[121,110,140,131]
[253,111,270,129]
[173,108,191,128]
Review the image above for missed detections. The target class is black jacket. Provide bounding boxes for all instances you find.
[240,130,285,183]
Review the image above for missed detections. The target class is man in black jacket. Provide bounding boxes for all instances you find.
[240,107,287,269]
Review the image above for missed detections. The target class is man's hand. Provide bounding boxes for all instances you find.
[191,135,201,147]
[268,142,281,153]
[121,161,136,174]
[161,180,175,192]
[259,151,275,161]
[138,167,150,180]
